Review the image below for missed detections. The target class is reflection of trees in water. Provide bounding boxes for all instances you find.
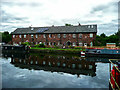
[8,53,97,77]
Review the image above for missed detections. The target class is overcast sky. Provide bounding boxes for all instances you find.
[1,0,119,35]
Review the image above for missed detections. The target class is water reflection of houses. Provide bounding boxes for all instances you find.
[9,53,97,77]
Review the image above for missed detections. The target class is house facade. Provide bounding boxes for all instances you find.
[11,24,97,46]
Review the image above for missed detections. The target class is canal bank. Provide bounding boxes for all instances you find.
[30,48,82,55]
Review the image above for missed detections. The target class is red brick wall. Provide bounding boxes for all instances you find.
[12,33,96,46]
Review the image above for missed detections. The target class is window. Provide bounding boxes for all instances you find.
[73,34,76,38]
[36,42,38,45]
[31,27,34,30]
[63,34,66,38]
[44,42,46,45]
[13,35,15,38]
[72,64,76,68]
[79,34,82,38]
[90,33,93,37]
[31,34,33,38]
[58,34,60,38]
[49,34,51,38]
[73,42,76,46]
[19,35,21,38]
[24,35,26,38]
[89,65,93,69]
[39,34,41,37]
[88,25,90,28]
[49,42,51,45]
[58,42,60,45]
[91,25,94,28]
[79,42,82,46]
[36,34,38,38]
[53,42,56,45]
[39,42,42,44]
[43,34,46,38]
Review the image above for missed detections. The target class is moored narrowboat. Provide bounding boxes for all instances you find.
[85,48,120,58]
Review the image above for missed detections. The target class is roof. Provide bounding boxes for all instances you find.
[11,24,97,34]
[106,43,116,45]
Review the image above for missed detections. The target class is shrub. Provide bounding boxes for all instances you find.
[21,42,30,46]
[34,44,40,47]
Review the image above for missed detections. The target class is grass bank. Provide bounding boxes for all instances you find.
[30,47,85,54]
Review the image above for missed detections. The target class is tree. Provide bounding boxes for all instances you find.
[65,23,73,26]
[2,31,12,44]
[94,31,120,46]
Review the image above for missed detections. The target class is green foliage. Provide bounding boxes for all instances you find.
[34,44,40,47]
[94,31,120,46]
[2,31,12,43]
[21,42,30,46]
[65,23,73,26]
[34,43,45,48]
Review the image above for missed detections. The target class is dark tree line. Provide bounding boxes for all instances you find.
[94,30,120,46]
[1,31,12,44]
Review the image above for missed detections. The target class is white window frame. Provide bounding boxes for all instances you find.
[31,34,33,38]
[36,34,38,38]
[49,42,51,45]
[79,42,82,46]
[43,34,46,38]
[39,42,42,44]
[58,34,60,38]
[19,42,21,44]
[13,35,15,38]
[36,42,38,45]
[19,35,21,38]
[24,35,26,38]
[73,42,76,46]
[79,34,82,38]
[44,42,46,45]
[49,34,51,38]
[63,34,66,38]
[91,25,94,28]
[90,33,93,37]
[73,34,76,38]
[58,42,60,45]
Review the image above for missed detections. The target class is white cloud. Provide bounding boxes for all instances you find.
[1,0,119,35]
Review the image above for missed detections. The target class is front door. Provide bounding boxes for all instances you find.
[67,41,71,46]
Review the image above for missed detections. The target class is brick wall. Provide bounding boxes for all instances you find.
[12,33,96,46]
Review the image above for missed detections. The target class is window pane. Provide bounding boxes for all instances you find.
[63,34,66,38]
[73,34,76,38]
[79,34,82,38]
[90,33,93,37]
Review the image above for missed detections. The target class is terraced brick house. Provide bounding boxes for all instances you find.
[11,24,97,46]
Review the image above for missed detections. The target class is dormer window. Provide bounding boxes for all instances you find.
[88,25,90,28]
[31,27,34,30]
[91,25,94,28]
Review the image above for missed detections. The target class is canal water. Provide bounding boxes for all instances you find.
[0,52,111,88]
